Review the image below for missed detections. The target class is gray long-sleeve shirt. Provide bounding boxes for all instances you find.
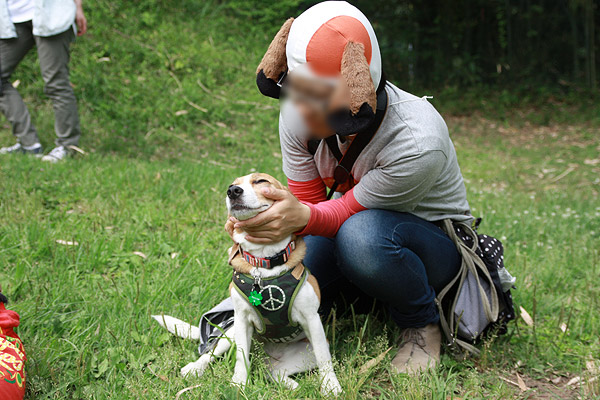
[280,82,473,224]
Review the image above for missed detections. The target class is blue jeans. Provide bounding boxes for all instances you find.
[303,210,461,328]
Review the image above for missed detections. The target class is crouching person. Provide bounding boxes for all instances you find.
[236,1,473,374]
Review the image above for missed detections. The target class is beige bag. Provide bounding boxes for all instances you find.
[436,219,515,355]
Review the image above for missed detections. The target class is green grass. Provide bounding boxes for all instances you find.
[1,1,599,399]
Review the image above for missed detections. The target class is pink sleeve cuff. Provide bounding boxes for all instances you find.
[297,188,367,238]
[288,177,327,204]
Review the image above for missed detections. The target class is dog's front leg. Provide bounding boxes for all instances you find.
[231,313,253,388]
[181,326,234,378]
[301,314,342,396]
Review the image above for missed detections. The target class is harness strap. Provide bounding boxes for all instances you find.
[324,89,388,200]
[231,264,308,342]
[325,135,343,161]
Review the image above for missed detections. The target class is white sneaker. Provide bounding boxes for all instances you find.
[0,142,43,156]
[0,143,22,154]
[41,146,68,163]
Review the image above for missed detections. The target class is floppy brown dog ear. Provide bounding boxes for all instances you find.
[341,42,377,115]
[328,41,377,136]
[269,178,288,192]
[256,18,294,99]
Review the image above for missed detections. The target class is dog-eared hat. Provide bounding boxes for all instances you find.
[256,1,384,135]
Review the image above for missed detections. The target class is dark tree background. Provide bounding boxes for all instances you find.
[353,0,597,90]
[227,0,599,91]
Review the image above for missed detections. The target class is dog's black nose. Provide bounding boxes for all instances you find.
[227,185,244,200]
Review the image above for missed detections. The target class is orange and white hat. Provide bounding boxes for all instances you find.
[285,1,381,90]
[256,1,385,135]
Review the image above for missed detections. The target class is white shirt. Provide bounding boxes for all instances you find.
[7,0,34,23]
[0,0,76,39]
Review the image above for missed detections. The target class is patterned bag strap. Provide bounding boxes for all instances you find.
[436,219,500,355]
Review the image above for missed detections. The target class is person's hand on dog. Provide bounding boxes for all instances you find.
[229,187,310,244]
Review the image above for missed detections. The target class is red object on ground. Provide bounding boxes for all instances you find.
[0,302,26,400]
[288,178,367,237]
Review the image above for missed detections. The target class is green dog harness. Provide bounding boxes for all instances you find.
[232,265,309,343]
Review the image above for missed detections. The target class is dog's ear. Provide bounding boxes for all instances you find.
[228,243,240,265]
[328,41,377,136]
[225,218,235,240]
[270,178,288,192]
[256,18,294,99]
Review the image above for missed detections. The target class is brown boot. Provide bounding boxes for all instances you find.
[391,323,441,374]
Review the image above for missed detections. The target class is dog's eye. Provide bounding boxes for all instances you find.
[253,179,269,185]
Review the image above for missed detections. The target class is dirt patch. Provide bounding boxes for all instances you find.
[522,375,577,399]
[446,114,600,150]
[500,372,600,399]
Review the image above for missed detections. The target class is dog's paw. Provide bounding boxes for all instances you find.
[321,374,342,396]
[231,373,247,389]
[281,376,299,391]
[269,371,300,391]
[181,360,207,378]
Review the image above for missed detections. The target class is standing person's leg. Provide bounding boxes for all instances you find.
[35,28,81,151]
[334,210,462,373]
[0,22,41,151]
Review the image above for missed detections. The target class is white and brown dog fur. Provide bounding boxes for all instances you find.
[153,173,342,395]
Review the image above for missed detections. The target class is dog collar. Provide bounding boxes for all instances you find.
[242,241,296,269]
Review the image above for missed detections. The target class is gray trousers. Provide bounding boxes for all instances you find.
[0,21,81,147]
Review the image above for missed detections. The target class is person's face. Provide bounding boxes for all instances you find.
[284,74,338,139]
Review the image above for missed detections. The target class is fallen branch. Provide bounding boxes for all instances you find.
[550,166,576,183]
[359,347,392,375]
[175,384,202,400]
[199,120,217,130]
[67,145,87,155]
[145,365,168,382]
[499,376,520,388]
[196,79,224,101]
[208,159,235,169]
[169,72,208,113]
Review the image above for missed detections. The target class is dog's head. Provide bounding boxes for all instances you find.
[226,173,287,221]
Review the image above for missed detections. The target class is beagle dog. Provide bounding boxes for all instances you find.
[153,173,341,395]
